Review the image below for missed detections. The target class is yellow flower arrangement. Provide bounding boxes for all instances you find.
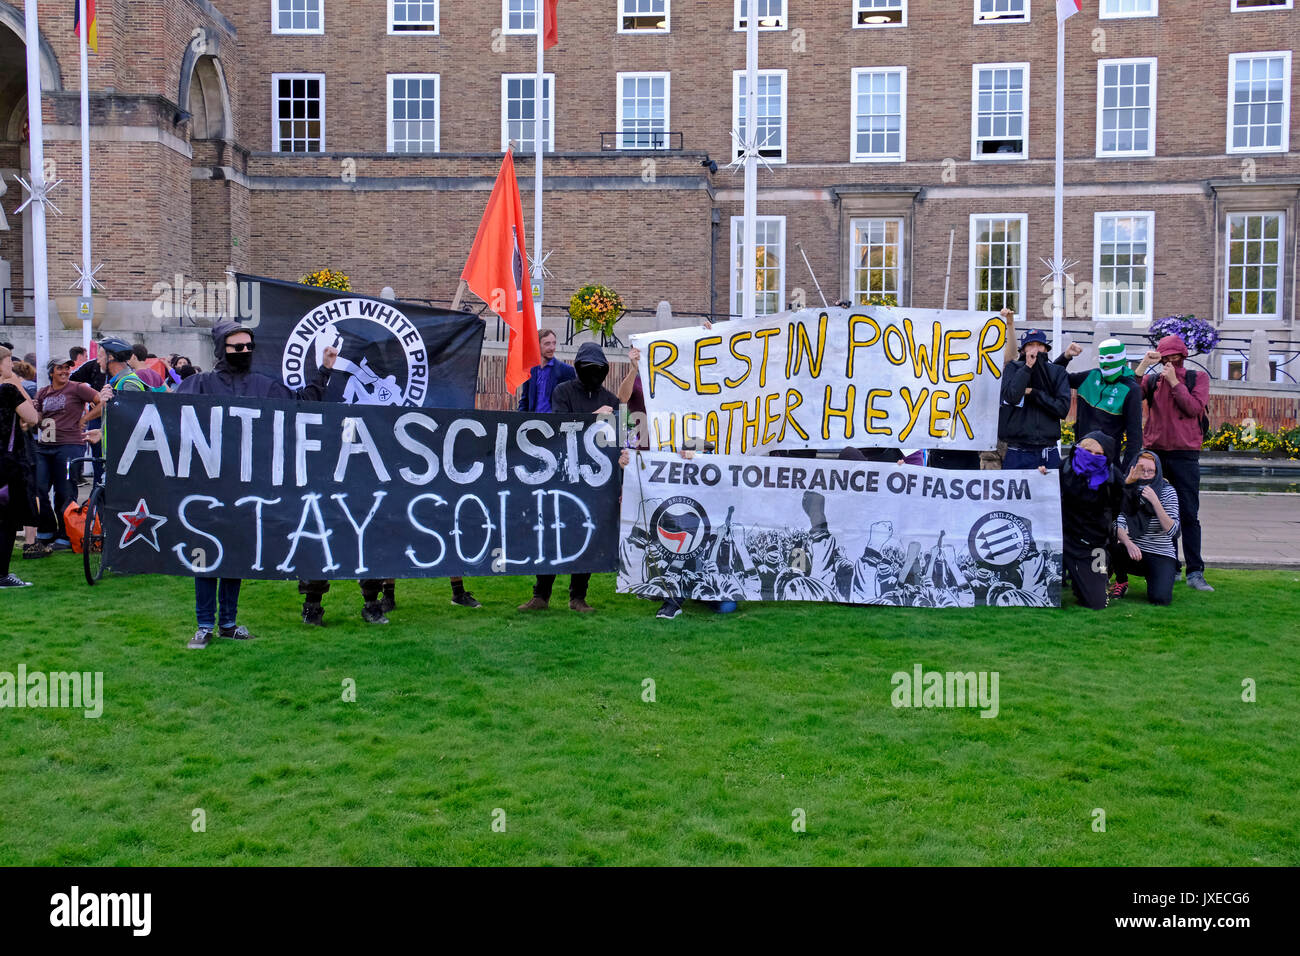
[300,269,352,292]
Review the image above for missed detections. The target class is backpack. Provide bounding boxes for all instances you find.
[114,370,167,394]
[1144,368,1210,441]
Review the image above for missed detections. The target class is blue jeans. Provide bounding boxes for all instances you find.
[34,443,82,541]
[195,578,242,629]
[1003,445,1061,471]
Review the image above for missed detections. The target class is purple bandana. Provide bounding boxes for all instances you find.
[1073,446,1110,490]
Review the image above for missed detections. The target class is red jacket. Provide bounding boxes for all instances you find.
[1141,366,1208,452]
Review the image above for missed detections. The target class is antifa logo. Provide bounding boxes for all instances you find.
[648,497,711,559]
[968,511,1034,568]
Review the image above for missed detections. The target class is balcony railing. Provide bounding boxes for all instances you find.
[599,131,683,151]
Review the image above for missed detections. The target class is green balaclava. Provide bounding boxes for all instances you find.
[1077,338,1133,416]
[1098,338,1127,382]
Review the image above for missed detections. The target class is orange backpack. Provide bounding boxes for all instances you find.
[63,499,103,554]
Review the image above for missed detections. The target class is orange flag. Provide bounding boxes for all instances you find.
[461,150,541,393]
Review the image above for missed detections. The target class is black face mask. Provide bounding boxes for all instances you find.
[225,351,253,373]
[577,363,606,390]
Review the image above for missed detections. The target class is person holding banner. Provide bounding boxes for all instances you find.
[1052,431,1124,610]
[177,322,338,650]
[999,328,1071,470]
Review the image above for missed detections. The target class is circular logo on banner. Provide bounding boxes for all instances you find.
[281,297,428,407]
[968,511,1034,568]
[648,497,711,559]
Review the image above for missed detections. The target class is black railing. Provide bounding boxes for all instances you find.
[2,288,33,325]
[599,131,683,151]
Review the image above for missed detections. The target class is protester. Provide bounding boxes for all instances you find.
[11,361,37,400]
[70,344,106,392]
[998,325,1071,470]
[1051,430,1123,610]
[1054,338,1143,473]
[517,328,574,413]
[176,322,337,648]
[129,343,165,389]
[68,346,88,370]
[1135,335,1213,592]
[519,342,617,613]
[32,359,102,551]
[300,579,396,626]
[96,338,151,396]
[616,345,649,450]
[1109,450,1180,605]
[0,346,41,587]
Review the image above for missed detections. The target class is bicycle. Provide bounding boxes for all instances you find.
[66,454,108,585]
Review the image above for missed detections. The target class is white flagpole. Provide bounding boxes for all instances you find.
[741,2,758,322]
[533,3,545,327]
[24,0,50,385]
[1052,13,1065,351]
[79,0,92,353]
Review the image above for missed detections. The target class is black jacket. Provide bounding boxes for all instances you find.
[999,355,1071,447]
[1059,439,1123,550]
[551,342,618,413]
[177,321,330,400]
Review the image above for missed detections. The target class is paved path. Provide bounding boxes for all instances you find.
[1201,492,1300,568]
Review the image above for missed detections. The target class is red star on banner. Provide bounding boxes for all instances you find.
[117,499,168,552]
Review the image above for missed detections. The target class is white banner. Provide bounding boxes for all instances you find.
[618,452,1063,608]
[630,306,1009,455]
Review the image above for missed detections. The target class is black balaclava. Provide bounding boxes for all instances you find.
[573,342,609,393]
[212,320,254,375]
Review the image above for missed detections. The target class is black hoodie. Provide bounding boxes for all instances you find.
[176,321,331,400]
[999,350,1072,447]
[1058,430,1123,549]
[550,342,618,413]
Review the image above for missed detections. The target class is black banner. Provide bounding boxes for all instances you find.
[102,393,621,580]
[236,274,484,409]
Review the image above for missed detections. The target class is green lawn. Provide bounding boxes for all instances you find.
[1,550,1296,866]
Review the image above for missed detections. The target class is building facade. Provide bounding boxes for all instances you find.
[0,1,1297,407]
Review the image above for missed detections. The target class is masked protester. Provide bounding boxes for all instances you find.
[1056,430,1123,610]
[175,322,337,649]
[1109,449,1180,606]
[1054,338,1143,473]
[518,342,618,614]
[999,328,1072,470]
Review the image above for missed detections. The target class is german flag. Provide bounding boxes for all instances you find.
[74,0,98,53]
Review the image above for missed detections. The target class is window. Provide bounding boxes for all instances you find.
[969,214,1027,313]
[731,216,786,316]
[273,73,324,152]
[389,0,438,33]
[1093,212,1154,323]
[1101,0,1157,16]
[735,0,787,30]
[1227,53,1291,153]
[851,219,903,306]
[503,0,537,33]
[388,75,439,153]
[972,63,1028,159]
[617,73,670,149]
[733,69,787,163]
[1096,58,1156,157]
[1222,354,1288,382]
[273,0,323,34]
[501,74,554,152]
[1232,1,1293,11]
[855,0,906,26]
[851,68,906,162]
[975,0,1029,22]
[1225,212,1285,320]
[620,0,669,32]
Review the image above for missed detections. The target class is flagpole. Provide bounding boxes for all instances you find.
[741,3,758,322]
[23,0,50,385]
[533,5,545,327]
[1052,13,1065,352]
[79,0,92,353]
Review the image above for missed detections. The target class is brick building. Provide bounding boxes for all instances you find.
[0,0,1297,417]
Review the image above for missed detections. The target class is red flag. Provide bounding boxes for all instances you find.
[544,0,558,50]
[461,150,541,393]
[1056,0,1081,21]
[74,0,99,52]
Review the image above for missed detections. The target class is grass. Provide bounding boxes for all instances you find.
[0,550,1296,866]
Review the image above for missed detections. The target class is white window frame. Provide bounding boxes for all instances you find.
[968,213,1028,313]
[1095,57,1157,158]
[732,69,788,165]
[502,0,538,35]
[1223,211,1286,321]
[1226,52,1292,155]
[616,72,671,150]
[271,72,326,152]
[734,0,788,31]
[854,0,907,27]
[850,67,907,163]
[850,217,905,307]
[272,0,324,35]
[730,215,787,317]
[388,0,439,34]
[971,62,1029,161]
[1231,1,1293,12]
[501,73,555,153]
[1100,0,1158,18]
[1092,211,1155,324]
[1222,353,1288,382]
[387,74,440,153]
[618,0,670,33]
[974,0,1030,24]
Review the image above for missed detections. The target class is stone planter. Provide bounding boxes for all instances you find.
[52,294,106,331]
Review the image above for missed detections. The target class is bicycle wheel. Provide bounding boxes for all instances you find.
[83,486,108,586]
